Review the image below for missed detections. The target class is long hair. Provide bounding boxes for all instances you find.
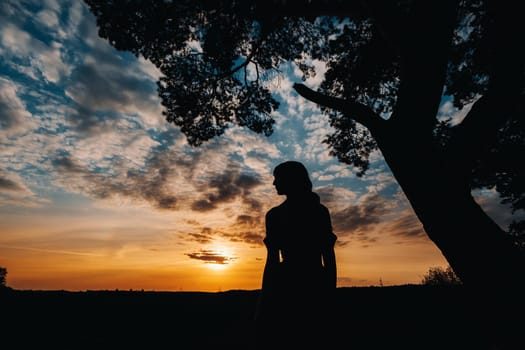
[273,161,313,193]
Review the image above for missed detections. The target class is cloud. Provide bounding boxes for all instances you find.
[0,169,32,195]
[331,193,392,236]
[472,188,525,230]
[347,160,398,194]
[183,216,265,247]
[437,97,477,126]
[64,55,165,134]
[185,249,237,264]
[0,176,25,193]
[48,143,269,216]
[50,153,181,210]
[70,120,161,168]
[316,185,358,210]
[0,21,69,83]
[0,78,36,140]
[190,162,263,212]
[36,8,60,29]
[38,2,165,134]
[229,215,265,245]
[186,227,214,244]
[386,209,426,239]
[0,168,48,207]
[313,164,356,183]
[233,230,264,245]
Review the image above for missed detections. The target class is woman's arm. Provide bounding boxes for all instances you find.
[261,246,280,291]
[322,247,337,290]
[261,210,281,291]
[321,206,337,290]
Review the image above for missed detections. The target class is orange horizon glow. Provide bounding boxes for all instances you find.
[1,217,449,292]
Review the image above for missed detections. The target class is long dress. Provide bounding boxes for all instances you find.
[255,191,337,348]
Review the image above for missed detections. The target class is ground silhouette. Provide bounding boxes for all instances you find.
[3,285,520,349]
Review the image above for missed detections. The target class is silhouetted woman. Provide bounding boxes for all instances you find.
[255,160,337,348]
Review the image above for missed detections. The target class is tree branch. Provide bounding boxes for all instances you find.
[449,0,525,177]
[217,45,259,81]
[449,92,523,175]
[389,0,458,132]
[293,83,385,132]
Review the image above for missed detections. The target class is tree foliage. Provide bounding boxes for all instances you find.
[84,0,390,167]
[85,0,524,239]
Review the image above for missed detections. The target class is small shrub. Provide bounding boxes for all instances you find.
[0,267,7,287]
[421,265,462,286]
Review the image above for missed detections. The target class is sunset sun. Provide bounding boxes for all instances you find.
[207,261,229,271]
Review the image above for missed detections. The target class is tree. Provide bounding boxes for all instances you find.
[83,0,525,292]
[421,265,462,286]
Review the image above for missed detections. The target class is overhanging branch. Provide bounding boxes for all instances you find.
[216,43,260,81]
[293,83,386,133]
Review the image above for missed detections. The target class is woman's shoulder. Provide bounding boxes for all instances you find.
[319,203,330,214]
[266,202,285,213]
[265,202,287,220]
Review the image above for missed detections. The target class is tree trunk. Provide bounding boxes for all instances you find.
[374,124,525,348]
[291,0,525,295]
[375,126,525,292]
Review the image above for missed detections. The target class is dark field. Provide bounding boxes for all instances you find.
[1,285,520,349]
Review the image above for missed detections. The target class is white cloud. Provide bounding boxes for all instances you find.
[313,163,355,182]
[363,166,396,193]
[437,97,477,126]
[137,56,163,81]
[43,0,62,12]
[472,188,524,230]
[0,78,37,140]
[64,1,85,40]
[71,125,161,169]
[64,47,165,131]
[0,23,69,83]
[36,8,60,28]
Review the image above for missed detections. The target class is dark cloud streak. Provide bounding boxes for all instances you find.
[0,176,25,192]
[386,211,426,238]
[191,165,263,212]
[331,193,391,235]
[185,249,237,264]
[51,154,180,209]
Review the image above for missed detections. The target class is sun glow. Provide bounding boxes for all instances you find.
[206,262,229,271]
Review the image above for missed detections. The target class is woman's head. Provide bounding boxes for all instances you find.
[272,161,312,195]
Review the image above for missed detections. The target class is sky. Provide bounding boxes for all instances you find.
[0,0,518,292]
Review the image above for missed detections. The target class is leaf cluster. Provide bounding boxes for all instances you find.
[86,0,331,146]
